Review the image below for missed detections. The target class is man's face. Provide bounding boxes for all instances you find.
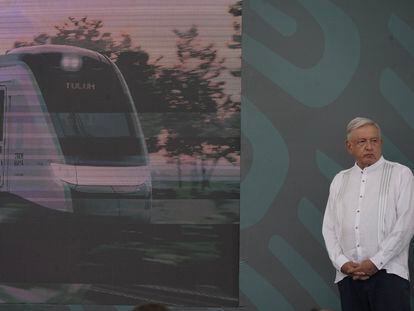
[346,124,383,169]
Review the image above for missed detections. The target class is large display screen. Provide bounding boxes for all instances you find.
[0,0,240,306]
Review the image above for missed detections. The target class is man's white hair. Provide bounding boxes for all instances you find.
[346,117,381,140]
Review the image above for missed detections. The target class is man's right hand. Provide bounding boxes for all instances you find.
[340,261,369,280]
[341,261,358,274]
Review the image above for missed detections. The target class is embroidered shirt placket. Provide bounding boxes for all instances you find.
[378,163,392,244]
[356,169,366,260]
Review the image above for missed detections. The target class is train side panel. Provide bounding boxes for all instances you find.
[0,63,72,212]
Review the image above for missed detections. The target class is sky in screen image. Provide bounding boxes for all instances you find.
[0,0,240,68]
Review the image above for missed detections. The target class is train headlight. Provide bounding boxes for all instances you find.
[61,54,82,71]
[135,181,151,194]
[112,180,151,196]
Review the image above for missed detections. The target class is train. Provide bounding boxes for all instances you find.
[0,44,152,221]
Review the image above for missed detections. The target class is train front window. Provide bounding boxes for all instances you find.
[57,113,131,138]
[22,52,147,166]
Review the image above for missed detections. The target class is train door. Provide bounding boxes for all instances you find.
[0,86,6,187]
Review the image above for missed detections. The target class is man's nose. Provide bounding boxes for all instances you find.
[365,141,374,149]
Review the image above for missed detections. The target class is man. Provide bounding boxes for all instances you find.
[322,117,414,311]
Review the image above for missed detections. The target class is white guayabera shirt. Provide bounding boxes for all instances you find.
[322,156,414,283]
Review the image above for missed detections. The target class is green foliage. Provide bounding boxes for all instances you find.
[14,16,134,59]
[229,0,242,17]
[228,1,242,77]
[155,26,239,168]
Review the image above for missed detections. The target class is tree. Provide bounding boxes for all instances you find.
[13,16,134,59]
[154,26,239,187]
[228,1,242,50]
[224,1,242,113]
[228,1,242,78]
[157,26,226,113]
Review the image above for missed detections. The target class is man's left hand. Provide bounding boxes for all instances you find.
[353,259,378,276]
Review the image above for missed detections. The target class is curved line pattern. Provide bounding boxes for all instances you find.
[380,69,414,131]
[269,235,340,310]
[241,96,289,229]
[382,134,414,169]
[240,262,295,311]
[316,150,344,181]
[297,197,325,246]
[389,14,414,57]
[243,0,360,107]
[249,0,297,36]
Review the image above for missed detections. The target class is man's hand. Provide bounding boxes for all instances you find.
[352,275,370,281]
[353,259,378,277]
[340,261,370,280]
[340,261,359,275]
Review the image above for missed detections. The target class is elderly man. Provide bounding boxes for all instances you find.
[322,117,414,311]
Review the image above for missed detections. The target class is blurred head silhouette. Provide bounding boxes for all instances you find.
[133,303,169,311]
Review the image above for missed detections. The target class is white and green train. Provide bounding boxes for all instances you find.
[0,45,151,221]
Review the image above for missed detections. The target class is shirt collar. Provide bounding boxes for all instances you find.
[354,156,385,173]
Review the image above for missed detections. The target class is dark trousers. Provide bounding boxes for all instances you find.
[337,270,410,311]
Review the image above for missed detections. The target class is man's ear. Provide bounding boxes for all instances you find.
[345,140,352,154]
